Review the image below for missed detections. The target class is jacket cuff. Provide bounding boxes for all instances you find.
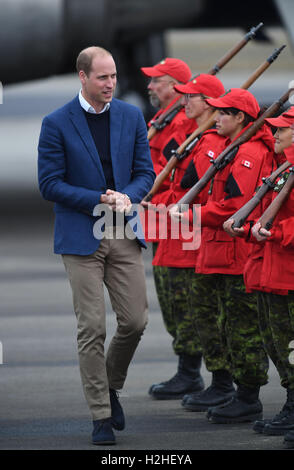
[268,225,283,243]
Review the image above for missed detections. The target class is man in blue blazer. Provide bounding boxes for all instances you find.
[38,46,155,445]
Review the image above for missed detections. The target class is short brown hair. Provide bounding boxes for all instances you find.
[76,46,112,76]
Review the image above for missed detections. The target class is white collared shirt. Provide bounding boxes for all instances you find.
[79,89,110,114]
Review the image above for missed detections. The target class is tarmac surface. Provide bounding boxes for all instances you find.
[1,27,294,456]
[0,222,292,453]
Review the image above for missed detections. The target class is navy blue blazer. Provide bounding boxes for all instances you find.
[38,96,155,254]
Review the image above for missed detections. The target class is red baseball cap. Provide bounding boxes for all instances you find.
[174,74,225,99]
[206,88,260,119]
[141,58,191,84]
[265,106,294,127]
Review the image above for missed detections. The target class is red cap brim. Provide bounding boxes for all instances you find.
[140,66,164,77]
[265,116,294,127]
[206,96,227,108]
[173,84,189,94]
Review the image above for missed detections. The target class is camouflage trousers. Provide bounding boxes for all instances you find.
[189,273,229,372]
[152,243,202,357]
[152,243,172,334]
[257,291,294,390]
[190,273,269,388]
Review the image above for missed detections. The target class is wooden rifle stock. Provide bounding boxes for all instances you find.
[147,126,157,141]
[231,160,291,228]
[258,167,294,231]
[143,45,286,202]
[147,22,263,141]
[175,88,292,207]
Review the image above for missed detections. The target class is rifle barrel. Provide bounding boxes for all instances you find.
[144,47,288,202]
[175,88,293,207]
[148,23,264,141]
[207,22,264,75]
[259,168,294,230]
[240,45,286,90]
[231,160,291,228]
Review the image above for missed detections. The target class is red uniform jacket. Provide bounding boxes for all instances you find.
[195,124,275,275]
[152,129,226,267]
[243,145,294,293]
[143,102,197,243]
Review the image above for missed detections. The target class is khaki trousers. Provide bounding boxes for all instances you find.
[62,231,148,420]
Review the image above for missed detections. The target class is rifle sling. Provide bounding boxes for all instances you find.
[171,135,201,162]
[211,146,239,171]
[152,105,183,131]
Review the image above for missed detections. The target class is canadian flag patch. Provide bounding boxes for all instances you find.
[241,159,253,169]
[206,150,215,158]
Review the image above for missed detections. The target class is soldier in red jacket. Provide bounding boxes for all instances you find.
[148,75,226,400]
[171,88,275,422]
[225,107,294,443]
[140,58,202,398]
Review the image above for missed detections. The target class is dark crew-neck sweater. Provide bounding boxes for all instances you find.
[83,109,115,190]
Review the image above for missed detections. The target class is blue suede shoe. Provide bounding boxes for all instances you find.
[109,388,125,431]
[92,418,116,445]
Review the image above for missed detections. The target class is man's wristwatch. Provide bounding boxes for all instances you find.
[123,194,131,204]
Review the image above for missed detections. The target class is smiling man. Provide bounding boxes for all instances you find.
[77,47,117,112]
[38,46,155,445]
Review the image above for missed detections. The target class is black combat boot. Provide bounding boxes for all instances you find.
[182,370,235,411]
[253,389,294,434]
[263,389,294,435]
[284,429,294,448]
[149,354,204,400]
[252,418,272,434]
[208,384,263,423]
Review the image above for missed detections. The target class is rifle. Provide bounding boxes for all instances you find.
[175,88,293,208]
[230,160,291,228]
[257,167,294,231]
[147,22,263,141]
[143,45,286,202]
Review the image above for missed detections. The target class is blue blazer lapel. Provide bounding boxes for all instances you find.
[69,97,106,181]
[109,99,123,187]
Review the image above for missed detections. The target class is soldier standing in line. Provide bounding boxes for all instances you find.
[171,89,273,422]
[284,121,294,449]
[224,107,294,443]
[140,59,204,398]
[148,74,226,400]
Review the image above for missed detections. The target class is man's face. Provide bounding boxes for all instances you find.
[79,54,117,112]
[147,75,176,108]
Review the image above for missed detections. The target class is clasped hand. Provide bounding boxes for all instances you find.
[101,189,132,214]
[223,219,244,238]
[251,222,271,241]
